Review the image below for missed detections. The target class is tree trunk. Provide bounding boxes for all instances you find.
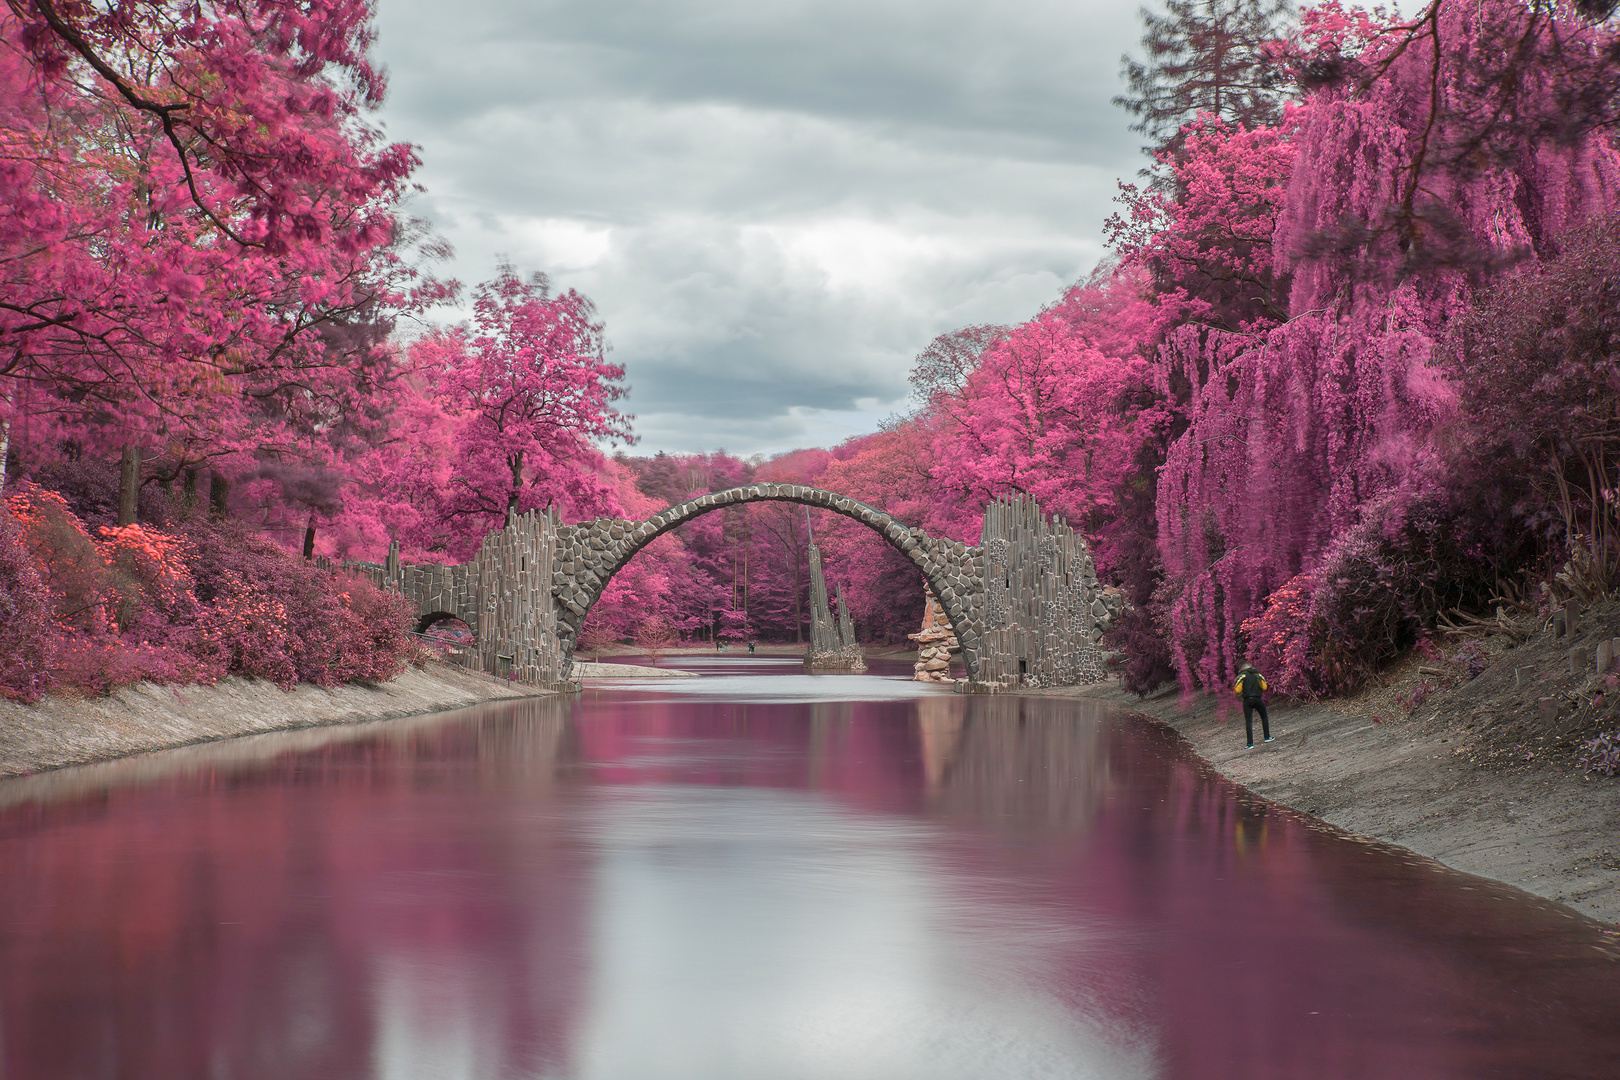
[118,445,142,526]
[182,468,197,510]
[209,470,229,518]
[0,388,11,494]
[303,510,317,560]
[793,548,803,644]
[507,450,524,520]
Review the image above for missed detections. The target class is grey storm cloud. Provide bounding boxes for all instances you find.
[372,0,1148,454]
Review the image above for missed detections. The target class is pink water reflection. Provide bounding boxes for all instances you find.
[0,667,1614,1078]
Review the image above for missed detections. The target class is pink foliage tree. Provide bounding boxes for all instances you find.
[1152,0,1620,694]
[376,265,634,559]
[0,0,429,488]
[812,418,970,641]
[577,459,685,643]
[1108,112,1300,329]
[1443,215,1620,592]
[928,263,1164,574]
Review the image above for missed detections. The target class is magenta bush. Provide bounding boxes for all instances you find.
[1238,493,1494,697]
[1,488,416,697]
[0,510,56,703]
[186,519,414,688]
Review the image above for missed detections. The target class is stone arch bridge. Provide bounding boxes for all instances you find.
[340,484,1118,691]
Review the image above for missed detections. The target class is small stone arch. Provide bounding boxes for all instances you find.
[414,611,472,637]
[549,483,986,679]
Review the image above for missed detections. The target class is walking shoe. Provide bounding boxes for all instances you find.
[1263,736,1274,742]
[1245,743,1254,749]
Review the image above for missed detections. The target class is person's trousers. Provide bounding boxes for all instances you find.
[1243,700,1270,745]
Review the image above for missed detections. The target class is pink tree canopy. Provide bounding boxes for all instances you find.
[0,0,426,467]
[377,265,634,559]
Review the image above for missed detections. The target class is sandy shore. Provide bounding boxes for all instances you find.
[1030,676,1619,926]
[0,661,544,780]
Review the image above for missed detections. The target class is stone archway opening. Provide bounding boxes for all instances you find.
[551,484,988,681]
[415,613,475,664]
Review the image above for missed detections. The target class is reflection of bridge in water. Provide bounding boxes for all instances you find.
[336,486,1120,690]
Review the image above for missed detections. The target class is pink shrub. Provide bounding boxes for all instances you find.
[0,493,416,697]
[326,574,417,684]
[187,520,413,688]
[96,524,203,633]
[1237,493,1494,697]
[0,509,56,703]
[1238,572,1319,698]
[7,483,118,636]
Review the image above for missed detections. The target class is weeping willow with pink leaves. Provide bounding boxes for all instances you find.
[1152,0,1620,696]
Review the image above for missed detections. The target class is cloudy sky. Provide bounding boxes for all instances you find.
[371,0,1149,456]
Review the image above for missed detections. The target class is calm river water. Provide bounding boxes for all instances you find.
[1,657,1618,1079]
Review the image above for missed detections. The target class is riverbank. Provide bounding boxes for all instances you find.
[0,660,545,780]
[1033,652,1620,926]
[572,661,698,677]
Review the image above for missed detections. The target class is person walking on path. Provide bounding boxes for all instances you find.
[1234,662,1272,749]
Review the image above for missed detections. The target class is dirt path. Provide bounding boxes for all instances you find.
[1032,673,1619,926]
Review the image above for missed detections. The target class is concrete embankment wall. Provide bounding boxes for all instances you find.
[0,662,543,780]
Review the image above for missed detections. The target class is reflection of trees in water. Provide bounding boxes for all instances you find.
[802,701,927,803]
[0,696,581,813]
[0,697,590,1079]
[465,696,579,785]
[914,695,1108,833]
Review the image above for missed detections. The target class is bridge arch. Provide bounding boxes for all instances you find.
[550,483,986,679]
[414,611,471,637]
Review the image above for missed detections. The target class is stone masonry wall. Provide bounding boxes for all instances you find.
[340,486,1118,693]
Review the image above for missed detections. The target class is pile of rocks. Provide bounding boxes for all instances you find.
[911,587,960,682]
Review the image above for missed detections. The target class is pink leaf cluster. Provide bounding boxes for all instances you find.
[0,483,415,701]
[2,0,437,526]
[364,264,634,561]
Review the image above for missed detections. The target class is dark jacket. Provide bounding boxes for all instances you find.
[1234,670,1267,703]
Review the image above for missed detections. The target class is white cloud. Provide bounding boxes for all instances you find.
[372,0,1148,454]
[506,218,615,272]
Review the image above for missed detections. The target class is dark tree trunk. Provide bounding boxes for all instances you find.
[507,450,524,519]
[118,446,141,526]
[303,510,317,559]
[209,470,229,518]
[182,468,197,510]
